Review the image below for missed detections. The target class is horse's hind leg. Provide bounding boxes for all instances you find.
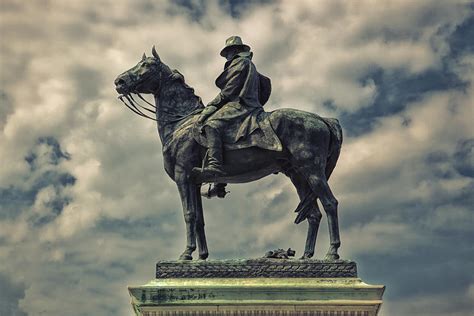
[305,169,341,260]
[285,170,322,259]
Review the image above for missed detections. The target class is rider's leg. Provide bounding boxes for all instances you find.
[202,126,225,176]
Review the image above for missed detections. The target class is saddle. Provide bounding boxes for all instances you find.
[192,110,282,152]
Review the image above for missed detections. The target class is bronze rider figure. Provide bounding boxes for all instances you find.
[194,36,271,198]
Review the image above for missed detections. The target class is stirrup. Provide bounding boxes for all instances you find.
[201,184,229,199]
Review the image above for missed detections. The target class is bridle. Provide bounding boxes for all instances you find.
[117,61,165,122]
[118,59,203,124]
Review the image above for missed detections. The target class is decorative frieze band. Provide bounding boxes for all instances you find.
[156,259,357,279]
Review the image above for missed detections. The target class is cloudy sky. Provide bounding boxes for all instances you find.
[1,0,473,315]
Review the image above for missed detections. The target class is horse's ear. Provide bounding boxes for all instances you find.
[142,53,147,61]
[152,45,160,60]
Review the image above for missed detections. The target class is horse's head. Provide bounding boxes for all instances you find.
[114,46,202,123]
[114,46,164,95]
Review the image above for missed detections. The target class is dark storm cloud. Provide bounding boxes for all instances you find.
[340,11,474,137]
[170,0,208,21]
[359,249,474,315]
[0,273,27,316]
[352,179,474,302]
[0,186,34,220]
[340,67,467,136]
[0,137,75,223]
[25,137,71,169]
[171,0,274,21]
[454,138,474,177]
[339,136,474,227]
[449,11,474,58]
[220,0,275,18]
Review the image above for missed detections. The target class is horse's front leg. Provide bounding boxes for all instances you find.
[195,184,209,260]
[176,181,198,260]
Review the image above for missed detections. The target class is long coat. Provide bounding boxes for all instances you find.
[204,51,271,144]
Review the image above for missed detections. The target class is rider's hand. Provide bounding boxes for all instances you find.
[198,105,218,125]
[197,114,208,124]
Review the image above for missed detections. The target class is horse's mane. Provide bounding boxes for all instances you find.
[168,69,204,107]
[159,62,204,114]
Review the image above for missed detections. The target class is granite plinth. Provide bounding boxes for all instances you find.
[129,259,385,316]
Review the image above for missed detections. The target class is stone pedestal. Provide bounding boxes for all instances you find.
[128,259,384,316]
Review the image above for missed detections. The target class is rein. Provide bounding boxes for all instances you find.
[118,64,163,121]
[119,94,157,121]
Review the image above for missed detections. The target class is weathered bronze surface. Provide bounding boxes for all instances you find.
[114,41,343,261]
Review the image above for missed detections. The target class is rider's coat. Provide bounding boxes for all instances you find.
[204,51,271,144]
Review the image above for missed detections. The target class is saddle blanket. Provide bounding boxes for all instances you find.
[192,110,283,152]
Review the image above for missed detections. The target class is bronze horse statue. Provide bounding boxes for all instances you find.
[114,47,343,260]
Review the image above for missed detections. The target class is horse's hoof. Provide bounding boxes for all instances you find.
[199,253,209,260]
[300,252,313,259]
[324,253,340,261]
[179,254,193,260]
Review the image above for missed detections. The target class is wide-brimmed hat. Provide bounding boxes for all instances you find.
[220,36,251,57]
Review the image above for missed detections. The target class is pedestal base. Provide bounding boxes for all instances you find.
[128,260,384,315]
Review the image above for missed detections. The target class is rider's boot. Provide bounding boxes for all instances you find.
[201,183,228,199]
[198,127,226,178]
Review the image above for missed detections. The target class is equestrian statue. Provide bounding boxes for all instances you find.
[114,36,343,261]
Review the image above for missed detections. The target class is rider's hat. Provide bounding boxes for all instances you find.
[220,36,251,57]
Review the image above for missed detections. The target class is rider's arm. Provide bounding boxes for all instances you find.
[198,105,219,123]
[219,58,250,102]
[207,92,227,109]
[198,58,250,123]
[208,58,250,108]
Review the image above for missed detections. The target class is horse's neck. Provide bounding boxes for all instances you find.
[154,68,204,144]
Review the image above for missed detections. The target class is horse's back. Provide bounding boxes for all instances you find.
[268,108,342,167]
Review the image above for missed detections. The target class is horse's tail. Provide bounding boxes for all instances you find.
[293,116,343,224]
[321,117,343,180]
